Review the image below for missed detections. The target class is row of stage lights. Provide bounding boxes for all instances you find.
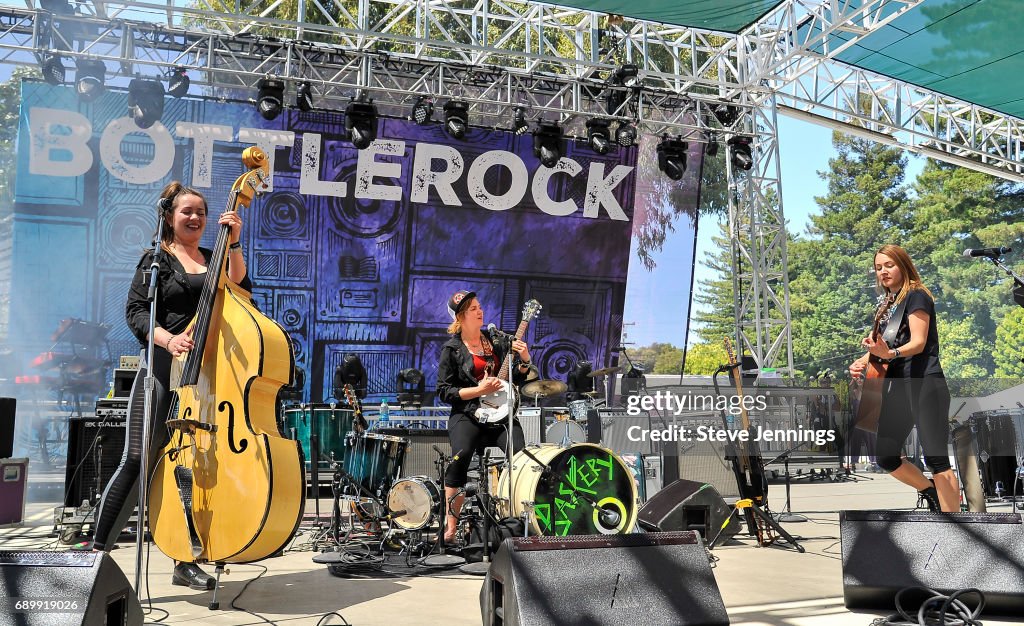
[40,56,755,176]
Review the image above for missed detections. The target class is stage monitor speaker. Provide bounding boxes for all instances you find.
[638,479,740,545]
[0,397,14,458]
[64,416,128,507]
[0,551,143,625]
[840,510,1024,615]
[377,427,449,479]
[481,532,728,626]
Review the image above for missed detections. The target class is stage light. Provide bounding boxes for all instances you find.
[533,122,564,168]
[657,136,688,181]
[74,59,105,102]
[411,96,433,125]
[728,136,754,171]
[256,78,285,121]
[705,133,720,157]
[612,63,640,87]
[512,106,529,135]
[444,99,469,139]
[567,360,594,398]
[167,67,189,98]
[333,353,368,400]
[396,368,426,408]
[344,97,379,150]
[615,121,636,148]
[41,55,65,86]
[127,78,165,129]
[295,82,314,112]
[712,103,740,126]
[586,118,613,155]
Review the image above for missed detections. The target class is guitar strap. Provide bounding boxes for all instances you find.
[880,296,909,347]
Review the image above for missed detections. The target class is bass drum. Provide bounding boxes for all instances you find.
[387,476,441,531]
[496,443,638,536]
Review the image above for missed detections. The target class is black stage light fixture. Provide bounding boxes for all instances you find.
[127,78,165,129]
[615,121,636,148]
[41,55,65,86]
[612,63,640,86]
[728,135,754,171]
[256,78,285,121]
[533,121,564,168]
[333,353,368,400]
[75,59,106,102]
[167,67,190,98]
[395,368,426,408]
[512,106,530,135]
[295,82,314,112]
[705,132,720,157]
[712,103,740,126]
[657,136,689,181]
[411,96,434,125]
[586,118,613,155]
[566,360,594,396]
[345,97,379,149]
[444,99,469,139]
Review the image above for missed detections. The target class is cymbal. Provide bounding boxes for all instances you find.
[587,366,622,377]
[579,391,603,398]
[521,379,568,397]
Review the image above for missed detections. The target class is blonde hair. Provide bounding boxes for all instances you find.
[446,297,476,335]
[159,181,207,250]
[875,244,933,302]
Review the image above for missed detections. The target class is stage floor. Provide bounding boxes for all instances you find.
[4,471,1023,625]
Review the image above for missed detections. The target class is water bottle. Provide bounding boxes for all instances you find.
[105,381,115,399]
[379,398,390,427]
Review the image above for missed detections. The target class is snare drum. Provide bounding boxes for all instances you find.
[568,400,590,422]
[345,433,409,501]
[387,476,441,531]
[496,443,638,536]
[544,420,587,445]
[281,404,356,467]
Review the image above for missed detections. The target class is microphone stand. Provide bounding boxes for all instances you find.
[421,446,465,566]
[134,201,168,592]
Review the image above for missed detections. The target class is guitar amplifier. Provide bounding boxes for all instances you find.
[516,408,543,446]
[377,427,450,480]
[94,398,128,421]
[596,408,654,456]
[64,416,128,507]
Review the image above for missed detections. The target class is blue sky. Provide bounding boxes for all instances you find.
[622,114,926,348]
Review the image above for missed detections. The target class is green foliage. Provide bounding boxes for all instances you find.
[682,342,726,375]
[0,67,41,209]
[994,307,1024,377]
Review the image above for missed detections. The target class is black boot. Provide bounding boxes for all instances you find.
[918,481,941,512]
[172,562,215,590]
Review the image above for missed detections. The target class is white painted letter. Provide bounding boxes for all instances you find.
[28,107,93,177]
[532,158,581,216]
[238,128,296,192]
[176,122,234,188]
[299,133,347,197]
[99,118,175,184]
[409,143,463,206]
[355,140,405,201]
[466,151,528,211]
[583,163,633,220]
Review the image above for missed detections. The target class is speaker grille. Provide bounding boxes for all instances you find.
[64,416,128,507]
[377,427,449,479]
[510,531,700,551]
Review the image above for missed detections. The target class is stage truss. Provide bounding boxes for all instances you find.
[2,0,1023,375]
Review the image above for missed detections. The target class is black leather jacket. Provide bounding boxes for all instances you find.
[436,331,530,420]
[125,247,252,346]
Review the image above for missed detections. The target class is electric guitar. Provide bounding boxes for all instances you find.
[723,337,767,507]
[342,384,367,434]
[474,299,542,424]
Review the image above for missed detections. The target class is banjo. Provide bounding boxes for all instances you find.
[474,299,542,424]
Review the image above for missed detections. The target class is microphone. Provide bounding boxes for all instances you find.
[597,506,621,528]
[486,323,514,339]
[963,246,1011,258]
[432,444,447,459]
[158,197,174,213]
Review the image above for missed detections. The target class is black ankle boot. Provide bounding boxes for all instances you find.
[918,481,941,512]
[172,562,215,590]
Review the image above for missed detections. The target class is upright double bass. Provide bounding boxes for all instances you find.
[149,148,304,564]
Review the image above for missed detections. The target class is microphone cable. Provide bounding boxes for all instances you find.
[871,586,985,626]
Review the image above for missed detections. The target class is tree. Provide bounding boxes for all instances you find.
[682,341,727,375]
[994,307,1024,378]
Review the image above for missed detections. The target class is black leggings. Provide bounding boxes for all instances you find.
[92,349,172,551]
[444,414,524,488]
[875,374,952,474]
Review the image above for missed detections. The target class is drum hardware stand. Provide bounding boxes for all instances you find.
[420,446,465,567]
[460,450,496,575]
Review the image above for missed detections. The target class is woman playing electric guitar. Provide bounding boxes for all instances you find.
[848,245,959,512]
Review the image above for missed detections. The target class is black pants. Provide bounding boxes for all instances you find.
[92,349,172,551]
[875,374,952,474]
[444,413,524,488]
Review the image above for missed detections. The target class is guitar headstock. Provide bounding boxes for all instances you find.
[521,299,542,323]
[227,146,269,213]
[342,384,366,431]
[723,336,738,367]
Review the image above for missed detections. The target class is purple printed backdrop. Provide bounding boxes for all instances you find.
[10,83,643,404]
